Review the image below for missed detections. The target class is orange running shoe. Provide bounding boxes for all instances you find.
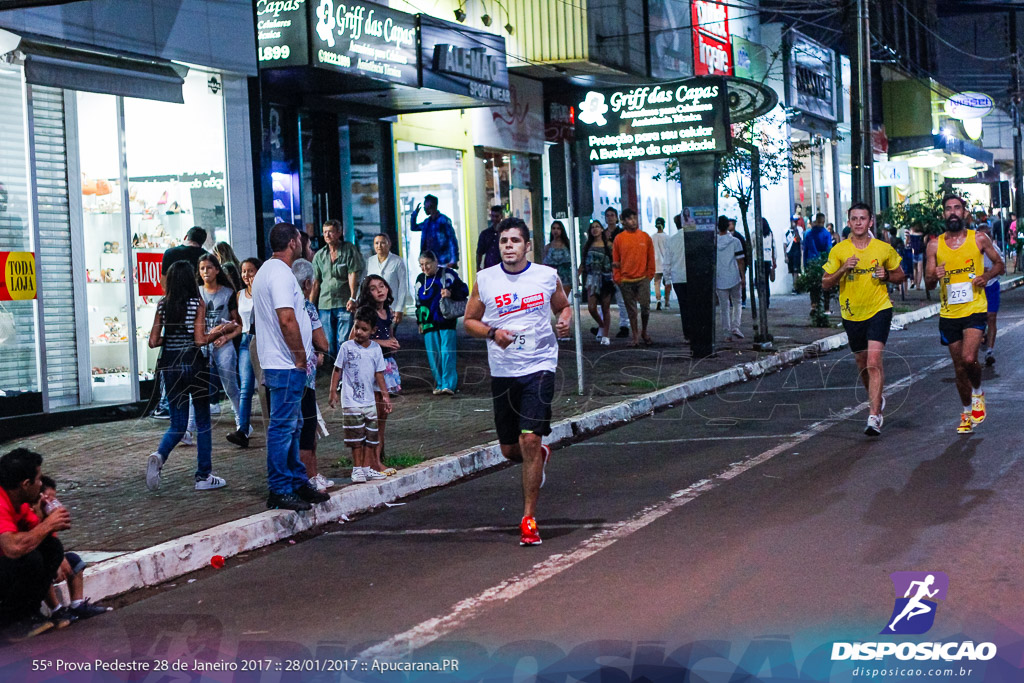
[519,516,542,546]
[970,392,985,424]
[957,413,973,434]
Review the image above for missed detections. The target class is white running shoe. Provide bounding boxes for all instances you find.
[146,452,163,491]
[865,414,883,436]
[599,336,611,346]
[209,403,221,415]
[311,473,335,492]
[195,474,227,490]
[364,468,388,481]
[180,430,195,446]
[351,467,367,483]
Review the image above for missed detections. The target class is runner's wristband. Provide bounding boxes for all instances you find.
[487,327,497,340]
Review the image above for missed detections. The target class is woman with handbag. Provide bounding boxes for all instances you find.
[415,250,468,396]
[145,260,238,492]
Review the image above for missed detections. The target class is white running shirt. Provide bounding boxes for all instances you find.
[477,262,560,377]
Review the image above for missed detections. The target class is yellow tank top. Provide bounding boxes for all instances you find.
[937,230,987,318]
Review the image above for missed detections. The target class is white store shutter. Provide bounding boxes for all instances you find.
[31,85,80,403]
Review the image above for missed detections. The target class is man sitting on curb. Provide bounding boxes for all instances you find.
[0,448,72,641]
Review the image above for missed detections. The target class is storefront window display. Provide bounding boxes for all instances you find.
[592,164,624,218]
[479,150,535,235]
[76,70,229,404]
[348,121,389,258]
[0,65,40,414]
[791,131,834,226]
[397,141,464,282]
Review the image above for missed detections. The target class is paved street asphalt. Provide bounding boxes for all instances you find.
[4,292,1024,683]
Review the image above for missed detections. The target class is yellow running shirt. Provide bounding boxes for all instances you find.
[822,238,902,322]
[937,229,987,318]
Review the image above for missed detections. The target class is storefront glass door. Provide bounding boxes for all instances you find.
[397,141,463,282]
[76,91,134,404]
[123,70,228,388]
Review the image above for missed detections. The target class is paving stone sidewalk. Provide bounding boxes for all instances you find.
[2,287,947,554]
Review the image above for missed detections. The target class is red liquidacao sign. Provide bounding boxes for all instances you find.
[136,252,164,296]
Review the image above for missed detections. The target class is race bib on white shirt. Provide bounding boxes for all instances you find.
[504,325,536,353]
[947,281,975,305]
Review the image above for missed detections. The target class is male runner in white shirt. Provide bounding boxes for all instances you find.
[465,217,572,546]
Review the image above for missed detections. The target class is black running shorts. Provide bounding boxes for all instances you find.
[842,308,893,354]
[491,371,555,446]
[939,312,987,346]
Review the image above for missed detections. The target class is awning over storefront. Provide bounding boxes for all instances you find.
[1,29,186,103]
[257,0,511,114]
[888,133,994,167]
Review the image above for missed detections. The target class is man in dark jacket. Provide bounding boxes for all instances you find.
[803,213,833,264]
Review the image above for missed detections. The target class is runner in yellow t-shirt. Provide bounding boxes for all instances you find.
[822,202,905,436]
[925,195,1004,434]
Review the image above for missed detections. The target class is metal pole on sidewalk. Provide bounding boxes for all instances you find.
[563,142,585,396]
[1012,12,1024,233]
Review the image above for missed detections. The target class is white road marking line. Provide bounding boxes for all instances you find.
[327,523,616,536]
[359,356,954,660]
[578,434,800,446]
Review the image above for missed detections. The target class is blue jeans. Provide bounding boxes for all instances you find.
[237,333,255,433]
[157,373,168,412]
[264,367,308,495]
[319,307,353,361]
[157,362,213,480]
[424,328,457,391]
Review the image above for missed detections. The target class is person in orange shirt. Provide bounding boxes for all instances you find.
[612,208,656,346]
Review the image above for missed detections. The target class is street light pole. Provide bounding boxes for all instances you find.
[1012,11,1024,229]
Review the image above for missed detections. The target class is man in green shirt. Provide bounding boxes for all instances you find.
[310,219,365,360]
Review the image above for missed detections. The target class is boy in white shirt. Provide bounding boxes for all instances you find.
[329,308,393,483]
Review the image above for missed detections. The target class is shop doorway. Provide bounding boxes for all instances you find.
[791,130,833,226]
[397,141,464,283]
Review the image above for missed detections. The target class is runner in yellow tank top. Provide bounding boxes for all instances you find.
[925,195,1004,434]
[822,202,905,436]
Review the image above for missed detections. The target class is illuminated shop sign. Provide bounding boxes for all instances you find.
[945,92,994,120]
[310,0,419,86]
[692,1,732,76]
[256,0,310,66]
[421,16,510,103]
[575,78,730,162]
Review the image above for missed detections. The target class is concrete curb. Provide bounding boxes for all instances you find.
[75,275,1024,603]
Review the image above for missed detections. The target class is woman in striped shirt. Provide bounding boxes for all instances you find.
[145,260,238,492]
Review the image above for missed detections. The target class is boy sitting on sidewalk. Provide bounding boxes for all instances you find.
[36,476,110,625]
[329,308,393,483]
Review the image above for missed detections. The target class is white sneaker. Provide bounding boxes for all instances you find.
[194,474,226,490]
[865,414,883,436]
[179,430,195,446]
[599,336,611,346]
[311,473,335,492]
[364,468,388,481]
[351,467,367,483]
[146,452,163,491]
[209,403,221,415]
[732,328,745,339]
